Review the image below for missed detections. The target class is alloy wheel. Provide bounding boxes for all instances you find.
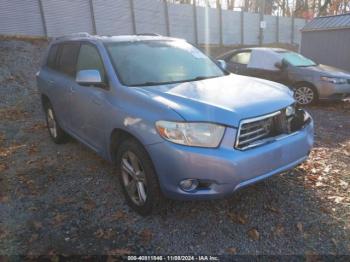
[121,151,147,206]
[294,86,314,105]
[47,108,57,138]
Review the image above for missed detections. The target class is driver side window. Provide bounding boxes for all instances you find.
[230,51,251,65]
[76,44,106,83]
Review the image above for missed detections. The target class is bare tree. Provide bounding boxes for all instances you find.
[226,0,236,10]
[167,0,349,17]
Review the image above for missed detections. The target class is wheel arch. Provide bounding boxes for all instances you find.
[294,81,319,98]
[109,128,148,163]
[41,94,50,109]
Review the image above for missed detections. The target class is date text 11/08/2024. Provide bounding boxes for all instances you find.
[126,255,220,261]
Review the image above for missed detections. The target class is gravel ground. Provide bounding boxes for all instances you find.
[0,39,349,257]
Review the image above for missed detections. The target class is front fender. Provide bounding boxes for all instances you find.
[104,86,184,160]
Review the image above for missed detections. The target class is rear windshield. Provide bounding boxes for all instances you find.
[105,40,225,86]
[278,51,316,67]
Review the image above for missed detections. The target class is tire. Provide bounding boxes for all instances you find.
[116,138,163,216]
[293,84,318,106]
[44,101,68,144]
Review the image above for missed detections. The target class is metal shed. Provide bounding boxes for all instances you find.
[300,13,350,72]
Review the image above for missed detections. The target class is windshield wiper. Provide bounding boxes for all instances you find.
[189,76,216,81]
[297,64,317,67]
[132,75,222,87]
[132,81,165,87]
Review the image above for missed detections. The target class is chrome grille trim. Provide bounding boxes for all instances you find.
[235,111,281,150]
[239,127,267,138]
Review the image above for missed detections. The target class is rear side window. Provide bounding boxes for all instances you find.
[76,44,106,82]
[57,43,80,77]
[231,51,251,65]
[47,44,58,69]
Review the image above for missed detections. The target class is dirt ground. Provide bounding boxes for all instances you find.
[0,39,349,257]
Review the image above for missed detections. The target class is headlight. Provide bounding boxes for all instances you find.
[155,121,225,148]
[320,76,347,84]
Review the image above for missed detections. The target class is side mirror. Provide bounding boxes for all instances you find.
[76,69,103,86]
[274,61,283,70]
[216,60,227,70]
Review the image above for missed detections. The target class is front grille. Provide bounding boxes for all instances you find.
[237,118,273,147]
[235,107,304,150]
[235,112,280,150]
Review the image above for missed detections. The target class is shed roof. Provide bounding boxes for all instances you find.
[302,13,350,32]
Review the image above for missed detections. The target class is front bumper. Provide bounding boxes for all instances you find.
[146,120,314,200]
[317,81,350,100]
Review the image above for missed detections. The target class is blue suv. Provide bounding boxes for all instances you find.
[37,34,314,215]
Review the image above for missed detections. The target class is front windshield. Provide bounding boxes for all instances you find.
[105,40,225,86]
[278,51,316,67]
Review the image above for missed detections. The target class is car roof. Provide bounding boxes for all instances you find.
[51,33,181,45]
[217,47,289,59]
[250,47,287,52]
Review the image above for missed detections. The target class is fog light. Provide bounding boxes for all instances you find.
[179,179,199,192]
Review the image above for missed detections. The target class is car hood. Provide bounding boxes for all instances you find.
[302,64,350,77]
[134,74,294,127]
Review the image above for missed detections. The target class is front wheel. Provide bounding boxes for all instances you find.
[116,139,163,216]
[44,102,68,144]
[294,85,317,105]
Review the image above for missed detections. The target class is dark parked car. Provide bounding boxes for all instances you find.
[217,48,350,105]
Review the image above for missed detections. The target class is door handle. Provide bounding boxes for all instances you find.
[48,80,54,85]
[70,86,75,93]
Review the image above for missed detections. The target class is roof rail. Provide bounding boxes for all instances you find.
[54,32,92,40]
[136,33,162,36]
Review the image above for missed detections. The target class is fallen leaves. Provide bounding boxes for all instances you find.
[140,229,153,243]
[94,228,115,240]
[0,106,28,121]
[27,143,39,155]
[109,210,127,221]
[328,196,345,204]
[16,174,39,196]
[86,165,98,172]
[56,196,74,205]
[51,213,67,227]
[296,222,303,233]
[247,228,260,241]
[0,143,26,157]
[298,145,350,207]
[83,198,96,211]
[0,195,9,203]
[225,247,237,255]
[263,204,280,214]
[272,224,284,237]
[6,74,15,82]
[24,122,46,132]
[0,133,5,145]
[28,233,39,243]
[344,149,350,157]
[339,180,348,190]
[94,228,104,238]
[0,163,8,173]
[32,221,43,230]
[0,227,10,240]
[227,212,248,225]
